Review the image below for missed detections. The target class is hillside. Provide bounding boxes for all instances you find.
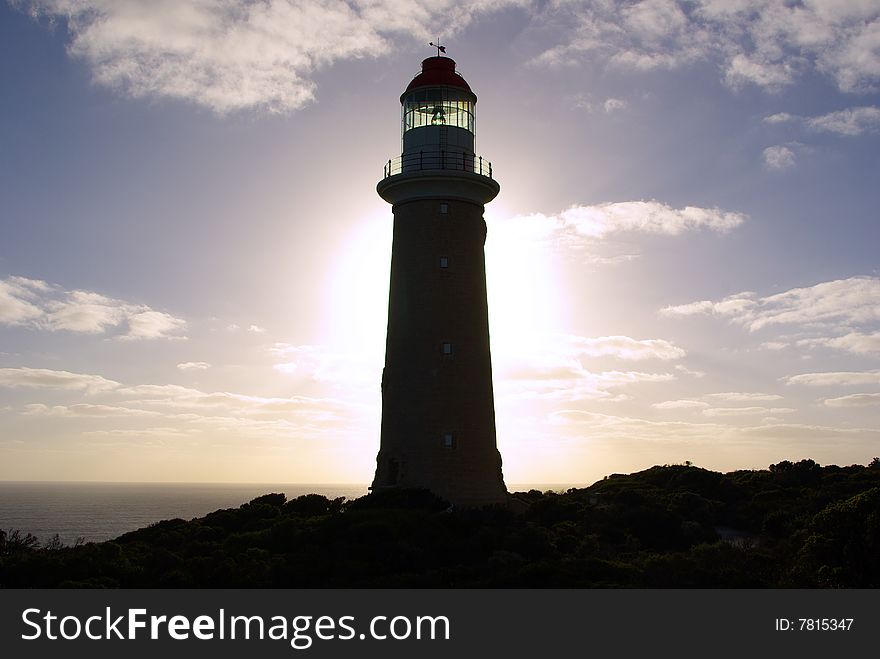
[2,459,879,588]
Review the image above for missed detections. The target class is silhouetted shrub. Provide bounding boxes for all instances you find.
[3,460,880,588]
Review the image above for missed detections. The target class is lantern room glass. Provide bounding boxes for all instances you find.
[402,88,475,136]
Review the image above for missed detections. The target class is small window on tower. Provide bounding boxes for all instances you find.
[440,203,448,214]
[439,256,449,268]
[442,433,455,449]
[442,342,453,356]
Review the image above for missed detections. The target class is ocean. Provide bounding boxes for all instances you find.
[0,481,576,545]
[0,482,370,546]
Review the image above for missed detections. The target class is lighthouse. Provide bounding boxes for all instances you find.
[371,54,508,507]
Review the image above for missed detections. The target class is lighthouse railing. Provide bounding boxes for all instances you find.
[383,151,494,179]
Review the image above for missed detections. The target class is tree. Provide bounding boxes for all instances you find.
[0,529,40,556]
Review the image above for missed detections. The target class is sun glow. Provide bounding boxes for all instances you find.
[322,210,392,354]
[485,203,568,354]
[318,202,572,484]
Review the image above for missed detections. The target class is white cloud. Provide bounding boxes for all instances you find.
[661,276,880,332]
[0,275,186,340]
[603,97,628,113]
[247,324,267,334]
[515,201,746,247]
[760,341,788,350]
[800,331,880,355]
[725,53,794,89]
[823,393,880,408]
[762,106,880,136]
[807,106,880,135]
[177,361,211,371]
[674,364,705,378]
[561,201,745,237]
[660,292,755,318]
[495,334,676,403]
[116,382,352,419]
[567,335,685,361]
[704,392,783,402]
[23,403,162,418]
[702,406,795,417]
[551,411,877,445]
[551,409,719,435]
[0,276,50,326]
[763,112,795,124]
[763,145,796,170]
[652,399,709,409]
[0,367,119,393]
[17,1,880,114]
[81,427,196,439]
[122,310,187,340]
[784,370,880,386]
[271,343,381,389]
[44,290,126,333]
[19,0,525,114]
[531,1,880,93]
[738,422,880,440]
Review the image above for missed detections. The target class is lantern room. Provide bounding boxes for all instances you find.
[400,57,477,157]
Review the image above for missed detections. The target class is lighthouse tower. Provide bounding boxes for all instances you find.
[371,55,508,507]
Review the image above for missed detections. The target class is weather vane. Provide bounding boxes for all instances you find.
[429,39,446,57]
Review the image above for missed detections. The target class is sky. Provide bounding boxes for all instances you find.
[1,0,879,486]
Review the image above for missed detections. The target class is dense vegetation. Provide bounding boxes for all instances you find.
[2,459,879,588]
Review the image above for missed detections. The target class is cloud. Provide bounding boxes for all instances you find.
[177,361,211,371]
[80,427,195,439]
[44,290,126,333]
[551,410,878,445]
[661,276,880,332]
[271,343,381,389]
[704,392,783,402]
[763,106,880,135]
[0,367,119,393]
[737,422,880,441]
[17,1,880,114]
[0,277,47,325]
[0,275,186,340]
[763,145,796,170]
[121,310,187,340]
[494,334,678,402]
[18,0,524,114]
[760,341,788,350]
[763,112,795,124]
[603,97,628,113]
[567,335,686,361]
[652,399,709,410]
[725,53,794,89]
[799,331,880,356]
[702,406,795,417]
[674,364,705,378]
[116,382,352,420]
[530,1,880,93]
[513,201,746,248]
[823,393,880,408]
[784,370,880,386]
[807,106,880,135]
[247,324,267,334]
[23,403,162,418]
[660,292,756,318]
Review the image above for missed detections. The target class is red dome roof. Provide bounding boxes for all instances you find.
[404,57,472,94]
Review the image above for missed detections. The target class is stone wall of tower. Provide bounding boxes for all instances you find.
[373,197,507,507]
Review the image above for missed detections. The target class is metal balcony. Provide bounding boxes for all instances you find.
[382,150,494,179]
